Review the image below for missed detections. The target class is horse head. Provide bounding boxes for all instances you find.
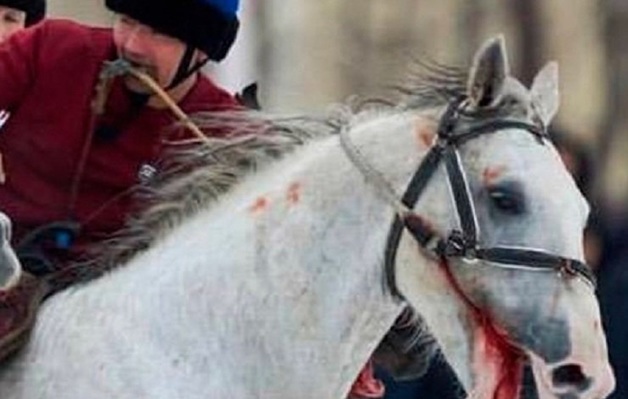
[389,37,614,398]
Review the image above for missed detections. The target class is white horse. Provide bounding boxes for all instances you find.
[0,37,614,399]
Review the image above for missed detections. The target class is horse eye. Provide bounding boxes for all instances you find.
[488,186,525,215]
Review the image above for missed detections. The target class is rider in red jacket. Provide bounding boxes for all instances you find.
[0,0,241,359]
[0,19,239,265]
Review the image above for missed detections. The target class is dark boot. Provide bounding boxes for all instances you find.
[0,272,48,361]
[373,306,439,380]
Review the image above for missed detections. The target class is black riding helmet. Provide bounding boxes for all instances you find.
[105,0,240,90]
[0,0,46,26]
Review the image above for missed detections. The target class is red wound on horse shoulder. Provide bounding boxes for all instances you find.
[249,197,269,214]
[415,123,436,148]
[287,182,302,205]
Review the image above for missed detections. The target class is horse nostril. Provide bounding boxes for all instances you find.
[552,364,592,392]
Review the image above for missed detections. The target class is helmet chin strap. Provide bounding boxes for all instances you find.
[116,45,206,110]
[164,45,210,91]
[126,89,151,108]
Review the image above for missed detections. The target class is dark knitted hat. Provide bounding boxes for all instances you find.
[0,0,46,26]
[106,0,239,62]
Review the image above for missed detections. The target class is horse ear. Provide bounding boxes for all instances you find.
[466,35,510,108]
[530,61,560,126]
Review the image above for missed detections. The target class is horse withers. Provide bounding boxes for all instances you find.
[0,36,615,399]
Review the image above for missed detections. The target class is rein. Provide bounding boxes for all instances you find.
[339,97,596,302]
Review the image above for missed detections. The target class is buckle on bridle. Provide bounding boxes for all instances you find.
[438,230,477,260]
[556,258,578,278]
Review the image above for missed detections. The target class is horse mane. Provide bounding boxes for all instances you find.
[400,59,468,109]
[66,60,469,285]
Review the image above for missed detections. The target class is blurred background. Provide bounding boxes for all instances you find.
[47,1,628,398]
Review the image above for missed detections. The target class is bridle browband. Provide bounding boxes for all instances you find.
[339,96,596,302]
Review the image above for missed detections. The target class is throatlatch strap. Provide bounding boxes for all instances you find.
[384,145,445,300]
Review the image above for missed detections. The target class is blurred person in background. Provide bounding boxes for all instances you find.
[587,150,628,397]
[0,0,46,126]
[597,210,628,399]
[0,0,44,42]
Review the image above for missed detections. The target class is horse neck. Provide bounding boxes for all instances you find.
[21,117,410,397]
[347,110,476,388]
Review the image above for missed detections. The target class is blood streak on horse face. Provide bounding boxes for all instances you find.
[249,196,269,214]
[439,259,525,399]
[482,165,508,186]
[472,320,525,399]
[287,182,302,205]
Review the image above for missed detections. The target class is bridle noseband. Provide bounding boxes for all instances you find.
[340,96,596,302]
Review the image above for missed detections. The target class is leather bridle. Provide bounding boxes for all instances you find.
[339,96,596,302]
